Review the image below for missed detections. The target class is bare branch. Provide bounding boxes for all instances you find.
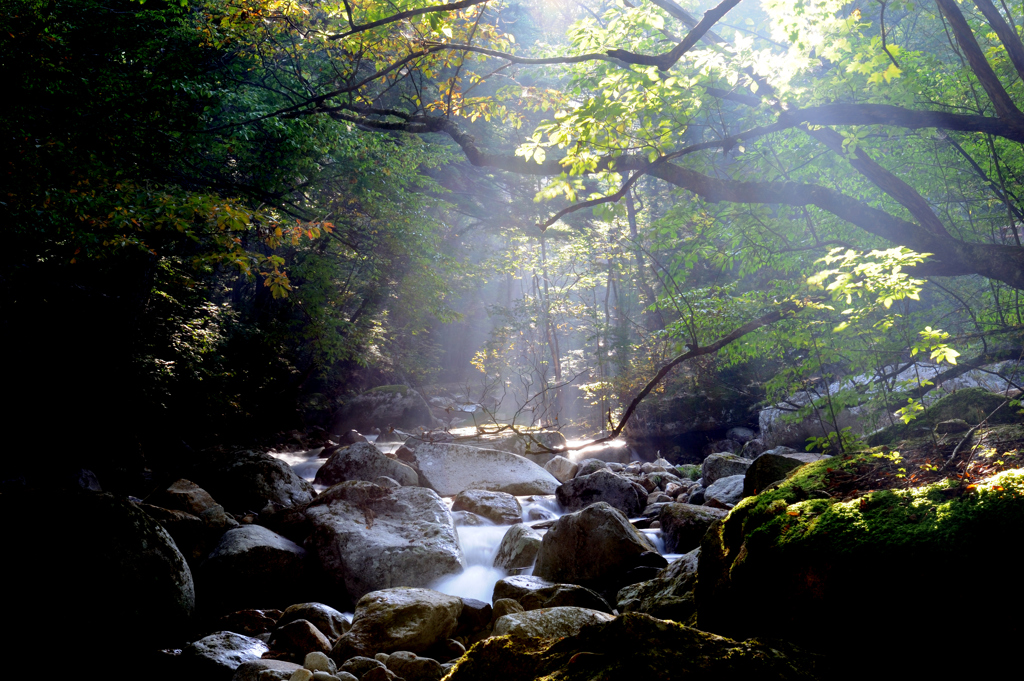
[328,0,492,40]
[648,0,725,43]
[607,0,742,71]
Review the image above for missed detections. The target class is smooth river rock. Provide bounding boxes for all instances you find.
[533,502,658,595]
[451,489,523,524]
[492,524,542,570]
[493,606,615,638]
[331,588,463,663]
[658,503,727,554]
[198,524,310,614]
[556,469,643,517]
[406,441,559,496]
[306,482,464,603]
[314,442,419,488]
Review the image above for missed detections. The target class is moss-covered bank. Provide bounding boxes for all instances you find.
[696,452,1024,676]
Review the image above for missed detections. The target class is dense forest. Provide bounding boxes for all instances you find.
[3,0,1024,678]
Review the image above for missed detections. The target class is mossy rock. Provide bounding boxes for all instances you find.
[365,384,409,396]
[866,387,1020,446]
[696,454,1024,676]
[444,613,821,681]
[676,464,701,481]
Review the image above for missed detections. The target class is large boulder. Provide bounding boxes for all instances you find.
[492,607,615,638]
[305,482,464,604]
[202,450,315,514]
[492,575,554,602]
[443,613,821,681]
[331,588,463,663]
[555,470,643,517]
[330,386,436,434]
[197,524,311,615]
[615,549,699,622]
[405,441,559,496]
[492,524,542,571]
[659,503,727,554]
[701,453,753,487]
[743,450,827,496]
[5,492,195,663]
[533,502,659,596]
[697,455,1024,676]
[451,489,523,525]
[314,442,418,488]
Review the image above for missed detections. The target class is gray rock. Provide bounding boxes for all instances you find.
[303,652,337,674]
[659,503,727,554]
[743,450,827,496]
[146,478,222,516]
[703,474,746,509]
[268,619,332,659]
[575,459,609,477]
[615,548,700,622]
[726,427,756,443]
[374,476,401,489]
[279,603,351,641]
[206,450,316,514]
[739,438,767,459]
[185,631,269,678]
[533,502,657,595]
[385,651,444,681]
[232,659,302,681]
[314,442,418,488]
[330,387,436,434]
[518,583,614,614]
[306,483,463,603]
[556,469,643,517]
[451,489,522,525]
[701,453,753,487]
[331,588,463,663]
[492,524,542,570]
[339,657,385,677]
[199,524,309,614]
[702,439,741,455]
[335,673,359,681]
[288,670,313,681]
[404,441,560,496]
[492,575,554,602]
[543,455,579,483]
[492,607,615,638]
[490,598,525,624]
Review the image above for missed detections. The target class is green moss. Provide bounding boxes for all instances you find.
[676,464,701,480]
[866,387,1020,446]
[364,384,409,396]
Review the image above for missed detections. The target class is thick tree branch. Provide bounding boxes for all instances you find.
[777,103,1024,143]
[421,42,622,65]
[935,0,1024,127]
[972,0,1024,86]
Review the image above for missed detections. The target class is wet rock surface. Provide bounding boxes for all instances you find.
[305,482,464,603]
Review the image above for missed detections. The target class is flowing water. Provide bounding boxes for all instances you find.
[269,439,675,604]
